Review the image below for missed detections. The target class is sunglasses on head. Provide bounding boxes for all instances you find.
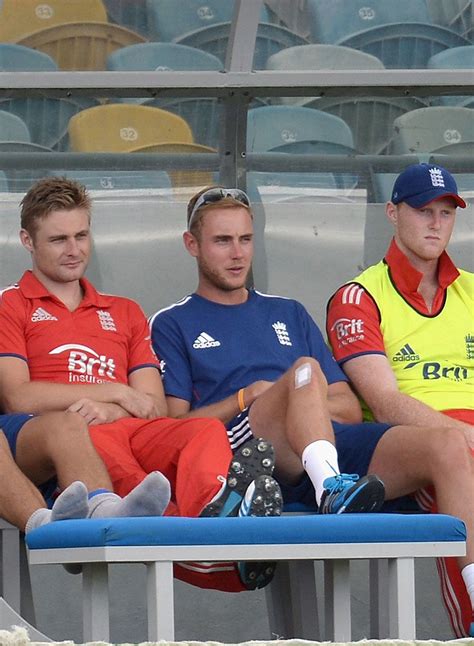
[187,187,250,230]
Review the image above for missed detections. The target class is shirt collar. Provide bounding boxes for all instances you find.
[19,270,114,307]
[385,239,460,293]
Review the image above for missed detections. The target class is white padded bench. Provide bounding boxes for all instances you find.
[26,513,466,642]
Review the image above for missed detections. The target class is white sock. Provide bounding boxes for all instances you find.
[51,481,89,521]
[461,563,474,609]
[25,508,51,534]
[302,440,340,505]
[87,472,171,518]
[25,481,89,533]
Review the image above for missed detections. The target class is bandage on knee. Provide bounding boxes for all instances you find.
[295,362,312,389]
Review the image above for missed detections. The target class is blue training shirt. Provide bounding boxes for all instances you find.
[150,290,346,409]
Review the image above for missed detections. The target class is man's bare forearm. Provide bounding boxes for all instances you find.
[2,380,130,415]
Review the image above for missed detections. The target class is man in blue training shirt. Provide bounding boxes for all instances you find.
[149,186,473,523]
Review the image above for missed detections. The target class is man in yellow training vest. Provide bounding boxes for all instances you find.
[326,162,473,638]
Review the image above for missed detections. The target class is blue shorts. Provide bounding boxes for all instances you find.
[0,413,58,506]
[0,413,34,456]
[279,420,419,512]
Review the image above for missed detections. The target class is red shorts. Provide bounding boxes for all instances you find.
[89,416,248,591]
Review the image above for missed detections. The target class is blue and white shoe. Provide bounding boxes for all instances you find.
[200,438,275,518]
[200,439,281,590]
[318,473,385,514]
[469,614,474,637]
[237,474,283,589]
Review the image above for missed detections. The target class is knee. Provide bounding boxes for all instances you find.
[291,357,327,391]
[193,417,231,450]
[429,427,471,470]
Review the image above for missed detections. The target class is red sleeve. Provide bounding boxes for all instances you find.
[126,300,161,375]
[326,283,386,365]
[0,287,28,361]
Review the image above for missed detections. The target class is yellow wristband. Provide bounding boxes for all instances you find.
[237,388,246,412]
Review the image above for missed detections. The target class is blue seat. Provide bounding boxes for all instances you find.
[0,43,58,70]
[0,110,31,142]
[308,0,432,44]
[265,43,427,153]
[146,0,270,41]
[26,513,467,642]
[307,0,470,68]
[0,111,54,191]
[107,43,223,147]
[0,97,98,151]
[104,0,152,38]
[53,169,172,191]
[247,105,355,152]
[428,46,474,108]
[176,21,308,69]
[107,41,223,71]
[247,106,358,189]
[391,106,474,154]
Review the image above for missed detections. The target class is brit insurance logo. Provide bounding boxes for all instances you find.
[49,344,116,383]
[330,317,364,346]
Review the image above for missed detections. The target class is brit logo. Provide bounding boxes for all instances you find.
[31,307,57,322]
[49,343,116,383]
[97,310,116,332]
[272,321,292,346]
[466,334,474,360]
[193,332,221,349]
[331,317,364,344]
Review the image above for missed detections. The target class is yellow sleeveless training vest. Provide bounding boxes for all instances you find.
[353,261,474,416]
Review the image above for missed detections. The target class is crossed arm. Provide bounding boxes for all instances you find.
[0,356,167,424]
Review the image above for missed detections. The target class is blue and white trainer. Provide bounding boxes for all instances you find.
[200,438,275,518]
[237,474,283,589]
[200,438,281,590]
[318,473,385,514]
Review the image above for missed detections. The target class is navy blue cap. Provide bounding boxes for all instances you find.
[391,163,466,209]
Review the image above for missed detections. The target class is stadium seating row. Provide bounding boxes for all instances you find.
[0,103,472,193]
[1,41,472,153]
[0,0,471,70]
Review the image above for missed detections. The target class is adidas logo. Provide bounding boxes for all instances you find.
[193,332,221,349]
[31,307,58,322]
[392,343,420,362]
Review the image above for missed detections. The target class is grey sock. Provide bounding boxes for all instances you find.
[25,508,51,534]
[51,481,89,521]
[88,471,171,518]
[25,481,89,534]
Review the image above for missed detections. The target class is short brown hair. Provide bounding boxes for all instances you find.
[20,176,92,238]
[187,185,252,238]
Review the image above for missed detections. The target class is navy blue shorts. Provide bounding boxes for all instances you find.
[0,413,34,455]
[280,420,390,508]
[0,413,58,506]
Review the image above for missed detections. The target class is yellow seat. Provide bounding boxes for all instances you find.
[0,0,107,42]
[68,105,194,153]
[131,142,217,190]
[18,22,145,70]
